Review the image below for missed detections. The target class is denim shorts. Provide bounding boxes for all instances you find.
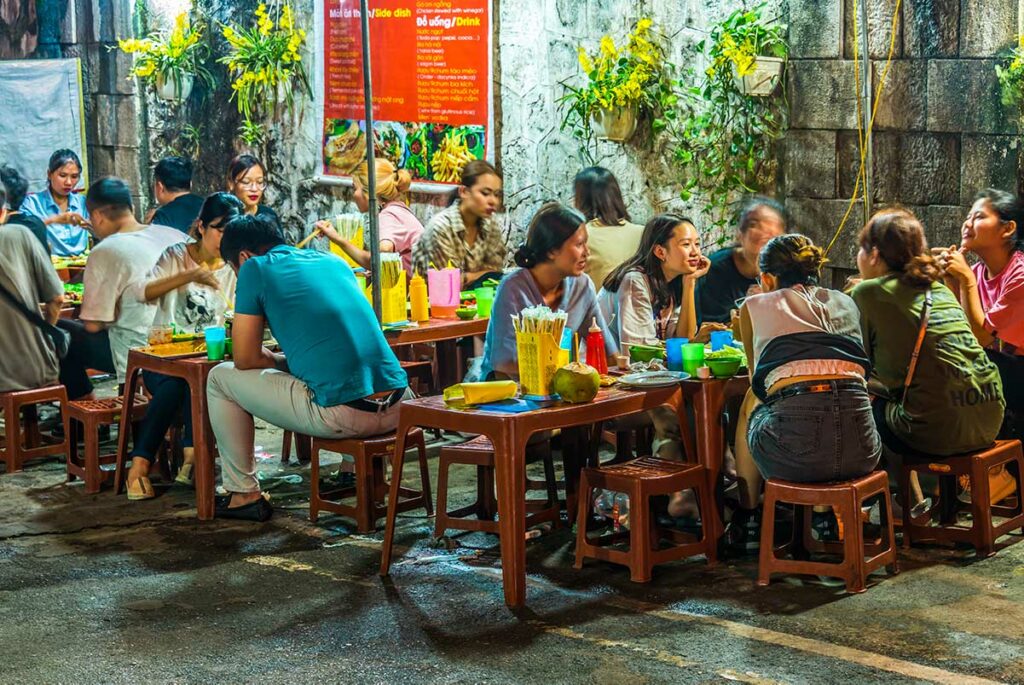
[748,380,881,482]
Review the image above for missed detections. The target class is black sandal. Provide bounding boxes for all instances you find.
[215,494,273,522]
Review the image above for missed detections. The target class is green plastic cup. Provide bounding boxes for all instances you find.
[205,326,226,361]
[681,342,705,376]
[474,286,496,318]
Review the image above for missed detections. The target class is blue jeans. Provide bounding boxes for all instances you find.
[748,380,881,482]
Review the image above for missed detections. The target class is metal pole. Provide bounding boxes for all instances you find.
[359,0,382,323]
[858,0,873,218]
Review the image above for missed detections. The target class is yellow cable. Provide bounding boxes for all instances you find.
[825,0,903,256]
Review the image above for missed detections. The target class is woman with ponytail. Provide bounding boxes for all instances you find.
[479,202,616,381]
[316,158,424,277]
[728,234,879,551]
[852,209,1004,459]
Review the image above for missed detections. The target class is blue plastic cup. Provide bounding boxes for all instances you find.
[205,326,226,361]
[710,330,734,352]
[665,338,687,372]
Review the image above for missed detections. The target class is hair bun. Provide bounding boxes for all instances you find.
[513,244,536,268]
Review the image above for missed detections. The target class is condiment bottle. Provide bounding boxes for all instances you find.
[585,317,608,374]
[409,272,430,322]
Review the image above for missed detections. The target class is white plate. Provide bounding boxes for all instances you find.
[618,371,690,388]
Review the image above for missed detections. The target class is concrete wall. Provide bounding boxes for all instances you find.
[783,0,1023,270]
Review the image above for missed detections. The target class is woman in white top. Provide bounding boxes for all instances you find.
[123,192,243,500]
[730,234,879,551]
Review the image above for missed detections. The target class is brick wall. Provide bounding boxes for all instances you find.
[783,0,1022,272]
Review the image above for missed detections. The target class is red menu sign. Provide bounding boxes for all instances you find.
[321,0,491,184]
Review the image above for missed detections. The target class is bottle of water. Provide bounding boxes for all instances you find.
[593,489,615,519]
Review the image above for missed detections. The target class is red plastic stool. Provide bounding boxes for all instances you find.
[0,386,68,473]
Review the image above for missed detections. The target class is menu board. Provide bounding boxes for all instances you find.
[320,0,492,186]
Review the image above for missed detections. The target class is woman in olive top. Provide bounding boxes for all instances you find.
[851,209,1004,460]
[695,196,787,324]
[574,166,644,289]
[226,154,280,225]
[21,149,90,256]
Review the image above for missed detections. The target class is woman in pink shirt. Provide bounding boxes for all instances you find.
[936,188,1024,436]
[317,159,424,277]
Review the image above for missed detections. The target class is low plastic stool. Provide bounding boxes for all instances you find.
[574,457,717,582]
[67,396,148,494]
[0,386,68,473]
[757,470,898,593]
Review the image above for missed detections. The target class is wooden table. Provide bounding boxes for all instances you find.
[379,385,683,608]
[681,375,751,542]
[385,318,488,389]
[116,349,220,520]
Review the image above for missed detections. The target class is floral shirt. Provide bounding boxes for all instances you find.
[411,202,507,277]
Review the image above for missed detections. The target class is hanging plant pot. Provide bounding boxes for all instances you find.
[591,105,638,142]
[733,57,785,96]
[155,73,194,102]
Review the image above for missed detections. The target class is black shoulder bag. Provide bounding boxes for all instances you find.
[0,281,70,359]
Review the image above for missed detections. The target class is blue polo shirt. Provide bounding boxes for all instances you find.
[234,245,407,407]
[21,189,90,256]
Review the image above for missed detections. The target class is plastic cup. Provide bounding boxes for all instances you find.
[710,330,734,352]
[205,326,226,361]
[681,342,705,375]
[665,338,688,372]
[474,286,495,318]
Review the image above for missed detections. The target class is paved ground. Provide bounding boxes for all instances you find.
[2,399,1024,684]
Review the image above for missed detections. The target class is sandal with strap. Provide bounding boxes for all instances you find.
[126,476,155,501]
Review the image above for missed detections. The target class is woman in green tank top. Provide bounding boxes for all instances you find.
[851,209,1004,459]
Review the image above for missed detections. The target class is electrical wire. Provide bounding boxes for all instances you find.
[824,0,903,256]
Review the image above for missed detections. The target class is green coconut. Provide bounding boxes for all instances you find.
[552,362,600,403]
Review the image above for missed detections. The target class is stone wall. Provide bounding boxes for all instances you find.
[783,0,1023,271]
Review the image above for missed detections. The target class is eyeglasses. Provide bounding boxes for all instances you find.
[237,180,267,190]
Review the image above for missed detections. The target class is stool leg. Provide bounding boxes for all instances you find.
[309,445,321,523]
[435,455,450,538]
[573,470,592,570]
[66,418,80,482]
[281,431,292,465]
[83,420,102,495]
[629,485,652,583]
[842,490,867,593]
[414,433,433,517]
[5,397,23,472]
[354,451,375,533]
[973,459,995,557]
[880,489,899,575]
[756,487,779,587]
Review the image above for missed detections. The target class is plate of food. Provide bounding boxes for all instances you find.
[617,370,690,389]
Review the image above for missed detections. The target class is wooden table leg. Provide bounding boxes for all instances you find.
[189,372,215,521]
[493,427,528,608]
[692,382,726,542]
[114,365,142,495]
[435,340,459,390]
[380,417,411,576]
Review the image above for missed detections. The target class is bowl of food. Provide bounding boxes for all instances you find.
[455,307,477,320]
[629,344,665,364]
[705,347,745,378]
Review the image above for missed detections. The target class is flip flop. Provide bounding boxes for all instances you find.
[126,476,155,501]
[175,463,194,487]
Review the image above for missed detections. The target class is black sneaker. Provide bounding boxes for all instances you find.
[725,507,761,555]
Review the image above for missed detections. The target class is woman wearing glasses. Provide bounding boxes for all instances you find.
[122,192,244,500]
[227,154,279,225]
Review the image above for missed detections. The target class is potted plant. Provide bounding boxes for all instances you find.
[669,4,789,239]
[558,19,675,157]
[117,12,213,102]
[707,7,788,97]
[220,2,312,146]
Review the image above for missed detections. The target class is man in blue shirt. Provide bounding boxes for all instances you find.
[209,215,410,521]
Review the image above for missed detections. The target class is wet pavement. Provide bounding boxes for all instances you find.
[2,400,1024,684]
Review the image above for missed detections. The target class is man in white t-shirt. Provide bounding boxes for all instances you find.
[58,177,185,399]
